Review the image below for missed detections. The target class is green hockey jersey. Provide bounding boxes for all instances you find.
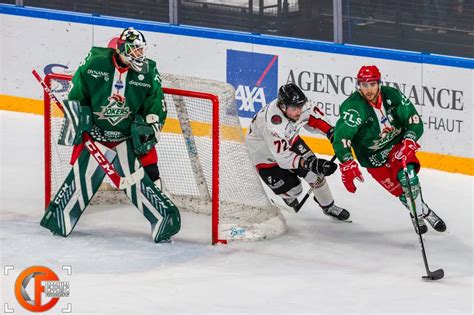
[68,47,166,142]
[333,86,423,168]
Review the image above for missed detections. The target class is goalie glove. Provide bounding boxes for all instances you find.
[59,100,92,145]
[131,115,157,155]
[301,155,337,176]
[146,114,162,143]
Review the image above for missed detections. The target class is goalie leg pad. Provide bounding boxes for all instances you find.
[41,142,117,236]
[116,140,181,242]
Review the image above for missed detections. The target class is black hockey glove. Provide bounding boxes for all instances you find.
[302,155,337,176]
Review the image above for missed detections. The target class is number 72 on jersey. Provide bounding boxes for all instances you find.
[273,139,289,153]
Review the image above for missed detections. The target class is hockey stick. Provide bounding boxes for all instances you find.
[294,155,337,213]
[402,159,444,281]
[32,69,144,190]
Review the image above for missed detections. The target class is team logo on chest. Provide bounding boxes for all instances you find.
[271,115,282,125]
[93,94,131,126]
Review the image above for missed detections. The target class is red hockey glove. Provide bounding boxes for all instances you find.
[340,160,364,193]
[394,139,420,161]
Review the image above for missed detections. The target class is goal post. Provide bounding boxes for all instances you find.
[43,72,287,244]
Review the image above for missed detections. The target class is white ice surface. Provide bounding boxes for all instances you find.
[1,111,473,314]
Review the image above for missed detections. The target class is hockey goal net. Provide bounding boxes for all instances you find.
[43,72,287,244]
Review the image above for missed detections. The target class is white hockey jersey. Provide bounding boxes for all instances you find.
[245,99,333,170]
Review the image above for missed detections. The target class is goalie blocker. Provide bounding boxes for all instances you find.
[41,101,181,242]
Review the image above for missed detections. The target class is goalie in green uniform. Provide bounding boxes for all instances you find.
[332,65,446,234]
[40,27,181,242]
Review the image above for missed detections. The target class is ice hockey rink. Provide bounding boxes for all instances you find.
[1,110,473,314]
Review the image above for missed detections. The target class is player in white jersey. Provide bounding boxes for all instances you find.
[246,83,350,220]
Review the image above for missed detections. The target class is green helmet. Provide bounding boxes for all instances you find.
[116,27,148,73]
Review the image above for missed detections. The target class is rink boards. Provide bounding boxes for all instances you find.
[0,4,473,175]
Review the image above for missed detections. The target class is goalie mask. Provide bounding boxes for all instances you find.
[116,27,148,73]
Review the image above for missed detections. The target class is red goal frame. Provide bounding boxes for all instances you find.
[43,73,227,244]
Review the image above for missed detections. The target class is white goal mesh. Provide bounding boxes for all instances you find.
[44,72,287,243]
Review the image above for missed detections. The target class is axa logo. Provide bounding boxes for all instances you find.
[94,94,131,126]
[87,69,110,81]
[235,85,267,113]
[14,266,70,312]
[227,50,278,118]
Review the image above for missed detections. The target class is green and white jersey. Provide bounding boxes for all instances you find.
[333,86,423,168]
[68,47,166,142]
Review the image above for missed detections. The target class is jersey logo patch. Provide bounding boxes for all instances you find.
[94,94,131,126]
[368,127,401,150]
[114,79,124,91]
[87,69,110,82]
[342,109,362,127]
[271,115,282,125]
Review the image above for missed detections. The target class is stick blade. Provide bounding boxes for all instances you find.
[422,268,444,281]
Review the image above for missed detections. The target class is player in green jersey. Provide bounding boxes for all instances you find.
[68,27,166,183]
[332,65,446,234]
[40,27,180,243]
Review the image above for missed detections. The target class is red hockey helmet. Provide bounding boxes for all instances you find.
[357,65,381,83]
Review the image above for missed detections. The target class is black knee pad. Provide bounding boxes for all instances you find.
[258,166,301,195]
[144,164,160,182]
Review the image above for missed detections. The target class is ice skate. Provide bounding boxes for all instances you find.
[410,213,428,234]
[320,201,350,221]
[422,203,447,232]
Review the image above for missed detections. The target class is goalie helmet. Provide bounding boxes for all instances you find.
[116,27,148,73]
[277,83,307,109]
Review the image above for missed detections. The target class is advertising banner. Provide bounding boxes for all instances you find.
[1,11,472,173]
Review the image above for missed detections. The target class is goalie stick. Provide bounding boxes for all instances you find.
[32,69,144,190]
[402,159,444,281]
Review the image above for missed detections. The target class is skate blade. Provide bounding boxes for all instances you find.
[329,217,352,223]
